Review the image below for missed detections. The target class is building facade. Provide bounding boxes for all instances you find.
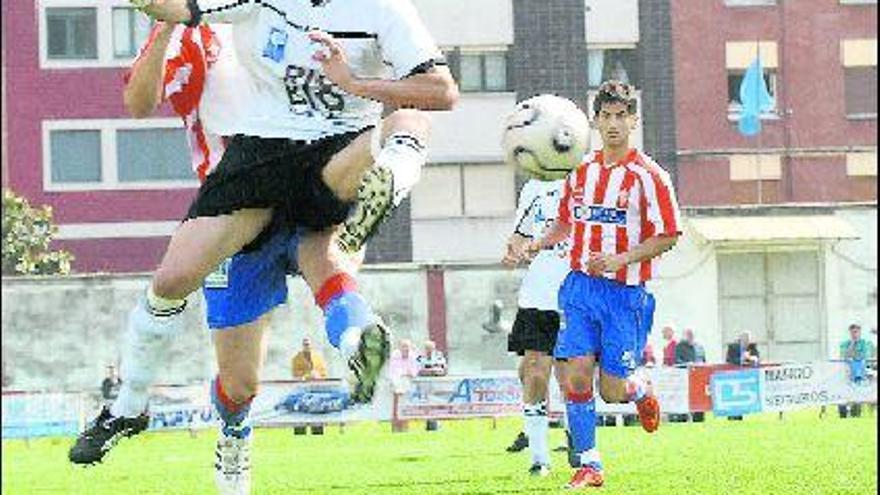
[665,0,877,362]
[1,0,667,270]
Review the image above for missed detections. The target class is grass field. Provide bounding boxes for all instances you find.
[2,410,877,494]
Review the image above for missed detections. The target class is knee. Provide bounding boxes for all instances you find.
[598,380,628,404]
[152,269,192,301]
[564,375,593,397]
[383,109,431,141]
[220,373,260,404]
[524,359,550,387]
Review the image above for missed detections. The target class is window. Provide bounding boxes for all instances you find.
[112,8,152,59]
[43,119,196,191]
[725,41,779,118]
[46,8,98,60]
[116,129,191,182]
[50,130,102,183]
[839,0,877,4]
[446,49,510,93]
[41,1,152,68]
[411,163,514,219]
[587,48,640,88]
[841,39,878,118]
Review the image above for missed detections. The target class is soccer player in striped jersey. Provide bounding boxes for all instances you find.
[521,81,682,489]
[502,175,571,477]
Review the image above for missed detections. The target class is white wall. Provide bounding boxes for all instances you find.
[824,206,878,358]
[412,0,513,47]
[426,93,517,163]
[584,0,639,46]
[412,217,511,262]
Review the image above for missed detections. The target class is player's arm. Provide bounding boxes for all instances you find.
[503,185,538,267]
[123,22,175,118]
[310,32,458,111]
[133,0,256,24]
[587,234,679,275]
[526,219,571,256]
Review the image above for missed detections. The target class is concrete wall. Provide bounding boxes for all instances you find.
[4,207,874,392]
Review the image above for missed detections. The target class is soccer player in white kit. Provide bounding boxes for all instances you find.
[68,1,457,487]
[502,176,572,477]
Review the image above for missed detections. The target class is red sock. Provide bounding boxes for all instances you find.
[315,272,358,310]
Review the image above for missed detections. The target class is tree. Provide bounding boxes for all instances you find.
[2,188,73,275]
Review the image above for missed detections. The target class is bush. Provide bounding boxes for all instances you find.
[2,188,73,275]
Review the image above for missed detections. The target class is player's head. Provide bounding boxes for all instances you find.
[592,80,638,149]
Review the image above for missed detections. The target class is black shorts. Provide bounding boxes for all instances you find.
[186,128,371,231]
[507,308,561,356]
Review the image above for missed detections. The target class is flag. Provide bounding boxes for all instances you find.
[737,57,775,136]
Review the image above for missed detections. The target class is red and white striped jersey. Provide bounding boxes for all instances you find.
[128,23,226,182]
[557,149,682,286]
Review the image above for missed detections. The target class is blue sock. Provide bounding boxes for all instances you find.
[565,391,596,465]
[316,273,374,349]
[211,376,252,438]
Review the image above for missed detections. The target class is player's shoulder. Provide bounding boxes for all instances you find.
[628,149,672,180]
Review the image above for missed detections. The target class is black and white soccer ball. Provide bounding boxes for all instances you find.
[502,94,590,180]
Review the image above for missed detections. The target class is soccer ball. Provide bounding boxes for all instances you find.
[501,94,590,180]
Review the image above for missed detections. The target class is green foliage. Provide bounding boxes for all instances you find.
[1,412,877,494]
[2,188,73,275]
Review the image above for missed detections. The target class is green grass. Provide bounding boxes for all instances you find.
[2,410,877,494]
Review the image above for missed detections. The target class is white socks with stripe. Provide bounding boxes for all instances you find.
[111,288,186,418]
[375,132,428,206]
[524,401,550,466]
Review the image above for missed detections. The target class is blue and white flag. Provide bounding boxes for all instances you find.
[737,57,775,136]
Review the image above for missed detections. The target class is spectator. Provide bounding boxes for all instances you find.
[390,339,420,433]
[838,324,874,418]
[661,325,677,366]
[725,331,760,421]
[101,364,122,403]
[291,337,328,381]
[390,339,420,393]
[726,331,760,367]
[641,342,657,367]
[675,329,706,365]
[416,340,447,431]
[673,329,706,423]
[417,340,447,377]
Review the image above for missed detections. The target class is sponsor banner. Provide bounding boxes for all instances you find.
[710,369,763,417]
[761,361,876,412]
[688,364,739,412]
[547,367,691,416]
[251,380,390,425]
[147,384,218,432]
[709,361,877,416]
[397,374,522,420]
[1,392,82,439]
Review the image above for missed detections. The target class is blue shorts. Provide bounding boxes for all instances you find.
[202,226,301,330]
[554,272,655,378]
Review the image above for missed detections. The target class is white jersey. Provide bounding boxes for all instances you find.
[513,179,571,311]
[194,0,442,141]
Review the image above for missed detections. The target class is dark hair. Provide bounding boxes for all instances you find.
[849,323,861,331]
[593,80,638,116]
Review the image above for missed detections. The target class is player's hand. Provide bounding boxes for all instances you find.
[309,31,355,91]
[587,252,627,275]
[502,236,529,268]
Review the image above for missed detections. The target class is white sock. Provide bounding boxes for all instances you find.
[375,133,427,206]
[146,286,186,316]
[111,296,183,417]
[579,449,601,468]
[626,372,648,402]
[339,327,363,361]
[524,401,550,466]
